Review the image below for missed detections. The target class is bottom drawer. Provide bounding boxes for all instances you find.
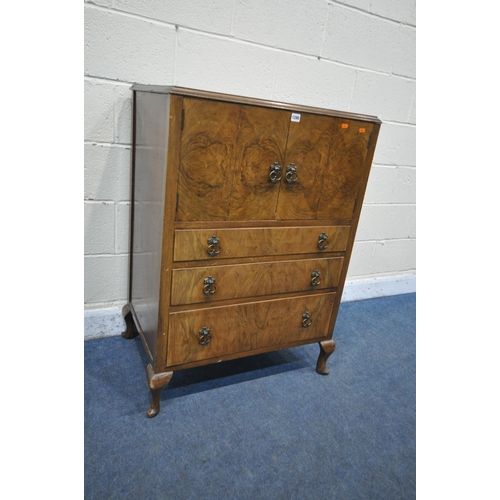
[167,292,336,366]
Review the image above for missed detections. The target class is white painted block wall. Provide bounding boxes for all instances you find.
[84,0,416,338]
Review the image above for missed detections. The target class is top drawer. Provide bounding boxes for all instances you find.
[173,225,350,262]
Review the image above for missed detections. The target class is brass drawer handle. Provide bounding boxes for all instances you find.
[285,164,298,184]
[311,270,321,287]
[318,232,329,250]
[269,162,282,183]
[302,312,312,328]
[207,236,220,257]
[203,276,216,296]
[198,327,212,346]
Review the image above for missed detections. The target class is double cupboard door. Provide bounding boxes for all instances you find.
[176,97,375,222]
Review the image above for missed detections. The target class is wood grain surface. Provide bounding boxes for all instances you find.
[167,292,336,366]
[176,98,240,221]
[173,225,350,261]
[228,104,290,220]
[277,114,373,219]
[171,256,344,305]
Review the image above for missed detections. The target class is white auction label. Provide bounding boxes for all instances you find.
[291,113,301,122]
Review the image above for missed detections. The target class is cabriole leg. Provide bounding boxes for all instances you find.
[121,303,138,339]
[146,365,173,418]
[315,340,336,375]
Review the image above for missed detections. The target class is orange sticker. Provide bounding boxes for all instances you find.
[359,128,366,133]
[341,123,349,129]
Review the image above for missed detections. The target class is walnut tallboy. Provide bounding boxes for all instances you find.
[122,86,381,417]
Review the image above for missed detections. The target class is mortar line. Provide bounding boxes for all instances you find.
[86,4,415,81]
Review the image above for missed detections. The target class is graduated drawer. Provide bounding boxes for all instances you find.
[167,292,336,366]
[173,225,350,262]
[171,256,344,305]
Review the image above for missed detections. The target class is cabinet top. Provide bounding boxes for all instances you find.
[130,84,382,124]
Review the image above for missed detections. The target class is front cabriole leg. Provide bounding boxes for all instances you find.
[146,364,173,418]
[315,340,336,375]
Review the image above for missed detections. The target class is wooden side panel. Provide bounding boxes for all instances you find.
[167,292,336,366]
[131,91,170,359]
[173,225,350,261]
[227,105,289,220]
[315,120,374,219]
[176,98,240,221]
[171,256,344,305]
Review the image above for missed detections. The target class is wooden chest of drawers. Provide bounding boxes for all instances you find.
[121,85,381,417]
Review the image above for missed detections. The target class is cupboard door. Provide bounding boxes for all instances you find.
[275,114,373,220]
[315,120,373,219]
[276,113,330,219]
[177,98,240,221]
[177,99,290,222]
[228,105,290,220]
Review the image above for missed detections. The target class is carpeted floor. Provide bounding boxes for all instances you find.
[85,293,416,499]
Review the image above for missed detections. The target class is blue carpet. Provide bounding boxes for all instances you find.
[85,293,416,499]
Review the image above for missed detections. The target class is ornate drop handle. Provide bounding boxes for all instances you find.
[203,276,216,296]
[269,162,282,183]
[285,164,299,184]
[311,270,321,287]
[207,236,220,257]
[198,327,212,346]
[302,312,312,328]
[318,232,329,250]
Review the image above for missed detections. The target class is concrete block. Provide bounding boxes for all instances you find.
[347,241,375,277]
[114,0,233,35]
[84,80,114,142]
[408,93,416,124]
[114,85,133,144]
[371,238,416,274]
[84,255,128,304]
[393,25,416,78]
[350,70,416,123]
[356,204,415,240]
[84,6,176,84]
[322,5,400,73]
[116,203,130,254]
[232,0,327,55]
[84,202,115,254]
[84,144,131,201]
[392,167,416,204]
[370,0,416,25]
[176,30,276,98]
[272,54,355,111]
[373,122,416,166]
[363,165,398,204]
[336,0,371,11]
[85,0,112,7]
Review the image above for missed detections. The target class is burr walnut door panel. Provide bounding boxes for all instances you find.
[276,114,374,220]
[176,98,290,222]
[176,98,240,221]
[227,104,290,221]
[167,292,336,366]
[170,256,344,305]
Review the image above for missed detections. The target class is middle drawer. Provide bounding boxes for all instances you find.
[171,256,344,306]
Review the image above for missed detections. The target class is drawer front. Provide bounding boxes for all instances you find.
[167,292,335,366]
[171,256,344,305]
[173,226,350,262]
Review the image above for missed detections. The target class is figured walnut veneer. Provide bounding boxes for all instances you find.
[122,86,381,417]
